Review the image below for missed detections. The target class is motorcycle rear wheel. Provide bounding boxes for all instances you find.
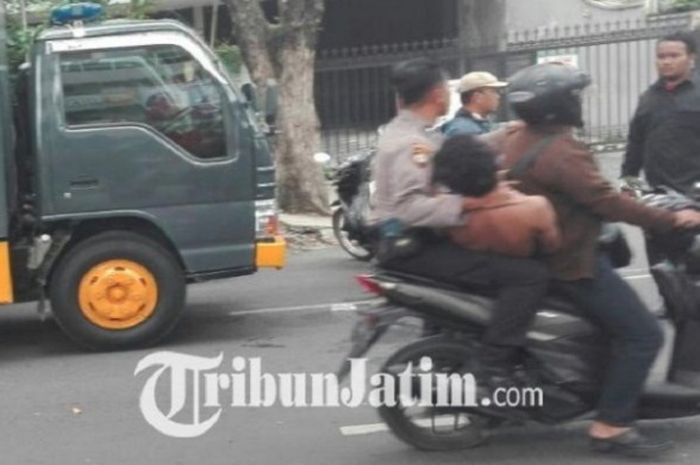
[376,336,487,451]
[332,208,374,261]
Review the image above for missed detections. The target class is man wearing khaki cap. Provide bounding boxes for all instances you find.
[442,71,508,137]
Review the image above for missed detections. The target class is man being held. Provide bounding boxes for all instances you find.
[433,134,561,259]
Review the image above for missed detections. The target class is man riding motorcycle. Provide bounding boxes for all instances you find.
[501,62,700,456]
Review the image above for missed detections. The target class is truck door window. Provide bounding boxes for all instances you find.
[60,45,227,159]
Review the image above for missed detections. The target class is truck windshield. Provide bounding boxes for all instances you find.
[60,44,228,159]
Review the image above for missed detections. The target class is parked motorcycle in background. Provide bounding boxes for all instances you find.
[318,149,377,260]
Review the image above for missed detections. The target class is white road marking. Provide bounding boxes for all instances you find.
[340,423,389,436]
[622,268,649,274]
[624,274,652,281]
[331,303,360,312]
[228,299,381,317]
[228,271,653,318]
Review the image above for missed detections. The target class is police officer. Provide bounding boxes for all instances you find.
[371,58,551,381]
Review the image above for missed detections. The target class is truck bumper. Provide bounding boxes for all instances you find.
[255,236,287,269]
[0,242,13,304]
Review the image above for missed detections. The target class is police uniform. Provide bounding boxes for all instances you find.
[371,109,463,227]
[371,109,549,351]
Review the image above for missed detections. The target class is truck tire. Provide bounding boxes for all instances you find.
[49,231,186,350]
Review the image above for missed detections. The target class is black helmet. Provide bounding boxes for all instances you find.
[507,63,591,127]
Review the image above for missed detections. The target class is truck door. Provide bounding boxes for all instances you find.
[40,33,256,274]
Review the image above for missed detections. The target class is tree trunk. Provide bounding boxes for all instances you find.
[222,0,328,215]
[274,42,328,214]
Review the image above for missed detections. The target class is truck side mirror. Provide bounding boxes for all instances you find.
[241,83,258,111]
[265,80,279,126]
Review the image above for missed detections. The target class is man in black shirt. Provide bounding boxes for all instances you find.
[621,31,700,194]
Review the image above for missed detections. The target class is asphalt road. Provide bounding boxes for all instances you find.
[2,152,699,465]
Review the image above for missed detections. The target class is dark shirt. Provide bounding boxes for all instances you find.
[441,108,493,137]
[621,78,700,193]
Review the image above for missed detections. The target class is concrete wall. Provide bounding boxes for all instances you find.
[505,0,648,31]
[497,0,672,143]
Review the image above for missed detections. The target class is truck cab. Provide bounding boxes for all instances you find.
[1,4,285,349]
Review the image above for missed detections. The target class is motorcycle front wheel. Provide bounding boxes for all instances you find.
[376,336,487,451]
[332,208,374,261]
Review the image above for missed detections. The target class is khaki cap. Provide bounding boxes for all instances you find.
[458,71,509,93]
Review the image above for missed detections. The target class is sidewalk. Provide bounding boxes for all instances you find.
[279,213,332,230]
[279,213,335,250]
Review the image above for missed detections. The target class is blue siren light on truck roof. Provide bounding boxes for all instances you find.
[51,3,104,26]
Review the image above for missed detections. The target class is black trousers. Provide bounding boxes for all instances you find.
[380,241,549,348]
[553,255,663,426]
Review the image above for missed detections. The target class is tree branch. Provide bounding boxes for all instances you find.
[221,0,275,87]
[277,0,324,47]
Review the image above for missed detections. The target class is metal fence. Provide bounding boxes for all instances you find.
[315,12,696,160]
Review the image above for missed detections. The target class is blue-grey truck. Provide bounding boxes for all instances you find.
[0,3,286,349]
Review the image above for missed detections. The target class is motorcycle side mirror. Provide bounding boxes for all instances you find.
[241,83,258,111]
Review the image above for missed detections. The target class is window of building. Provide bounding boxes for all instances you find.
[60,44,227,159]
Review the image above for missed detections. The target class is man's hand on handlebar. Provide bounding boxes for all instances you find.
[620,176,647,197]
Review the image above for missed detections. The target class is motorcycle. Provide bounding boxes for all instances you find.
[337,186,700,451]
[329,149,377,260]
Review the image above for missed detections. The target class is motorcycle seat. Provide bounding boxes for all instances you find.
[374,270,584,322]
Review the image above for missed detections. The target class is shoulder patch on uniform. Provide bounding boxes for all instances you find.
[411,142,434,166]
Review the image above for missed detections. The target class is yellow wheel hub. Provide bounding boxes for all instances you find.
[78,259,158,330]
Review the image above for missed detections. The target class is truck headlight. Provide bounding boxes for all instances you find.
[255,199,280,239]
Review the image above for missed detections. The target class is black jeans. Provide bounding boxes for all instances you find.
[380,241,549,348]
[553,255,663,426]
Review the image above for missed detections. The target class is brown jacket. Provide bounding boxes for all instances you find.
[448,182,561,257]
[500,125,675,281]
